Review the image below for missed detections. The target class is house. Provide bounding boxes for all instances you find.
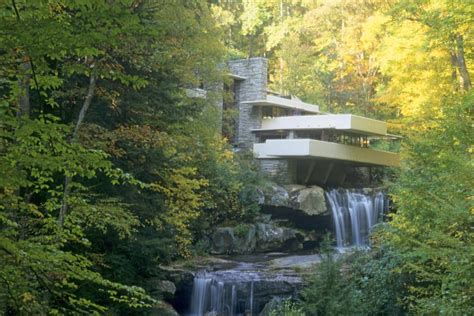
[223,57,399,185]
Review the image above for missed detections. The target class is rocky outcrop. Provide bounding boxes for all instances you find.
[261,184,329,216]
[290,185,327,216]
[145,278,176,300]
[210,222,303,255]
[268,253,321,270]
[167,252,318,315]
[255,223,301,252]
[259,297,284,316]
[208,184,335,255]
[148,300,179,316]
[211,225,256,254]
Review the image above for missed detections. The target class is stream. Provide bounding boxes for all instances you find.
[183,253,319,316]
[177,188,387,315]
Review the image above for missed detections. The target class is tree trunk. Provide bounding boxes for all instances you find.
[58,67,97,226]
[450,51,458,83]
[16,59,31,117]
[12,0,32,117]
[454,35,471,91]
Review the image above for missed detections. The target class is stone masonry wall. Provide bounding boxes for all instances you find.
[228,58,297,184]
[260,159,297,184]
[227,58,268,148]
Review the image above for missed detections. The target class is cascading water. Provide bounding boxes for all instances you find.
[188,271,259,316]
[325,189,387,248]
[186,261,301,316]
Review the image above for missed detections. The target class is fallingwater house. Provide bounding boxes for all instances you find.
[180,59,401,315]
[220,57,399,185]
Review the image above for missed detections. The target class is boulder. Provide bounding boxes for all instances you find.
[255,223,302,252]
[145,278,176,299]
[290,185,328,216]
[149,300,179,316]
[211,225,256,254]
[284,184,306,194]
[256,187,265,204]
[210,222,303,254]
[259,297,284,316]
[256,214,272,223]
[263,184,290,206]
[211,227,238,254]
[235,224,257,253]
[260,183,329,216]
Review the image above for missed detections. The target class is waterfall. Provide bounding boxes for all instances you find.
[188,271,259,316]
[249,281,254,315]
[326,189,387,248]
[190,278,212,315]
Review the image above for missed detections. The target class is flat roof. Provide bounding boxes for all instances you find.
[242,95,320,114]
[252,114,389,136]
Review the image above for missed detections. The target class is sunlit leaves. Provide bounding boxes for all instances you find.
[387,93,474,314]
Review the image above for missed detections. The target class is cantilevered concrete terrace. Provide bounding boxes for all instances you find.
[252,114,400,168]
[242,95,320,114]
[254,139,400,167]
[253,114,387,136]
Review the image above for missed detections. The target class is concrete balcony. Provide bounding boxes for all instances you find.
[253,139,400,167]
[253,114,389,136]
[242,95,320,114]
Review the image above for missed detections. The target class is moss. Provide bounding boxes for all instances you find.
[233,223,252,238]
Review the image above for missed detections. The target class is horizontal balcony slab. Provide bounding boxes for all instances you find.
[253,139,400,167]
[252,114,388,136]
[242,95,320,114]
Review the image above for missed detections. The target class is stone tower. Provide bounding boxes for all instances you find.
[227,58,267,148]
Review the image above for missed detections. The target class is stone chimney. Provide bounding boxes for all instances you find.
[227,58,268,148]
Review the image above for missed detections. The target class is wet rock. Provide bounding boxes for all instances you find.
[210,222,303,255]
[149,300,179,316]
[259,297,284,316]
[158,265,195,294]
[145,278,176,299]
[265,185,290,206]
[284,184,306,194]
[211,226,257,254]
[211,227,237,254]
[255,223,302,252]
[256,187,265,204]
[268,254,321,270]
[256,214,272,223]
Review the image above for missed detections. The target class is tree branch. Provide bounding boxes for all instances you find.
[58,66,98,226]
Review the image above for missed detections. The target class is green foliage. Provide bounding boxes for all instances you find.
[1,0,470,314]
[233,223,251,238]
[0,0,241,314]
[302,235,406,316]
[222,107,239,142]
[303,94,473,316]
[302,238,362,316]
[269,298,304,316]
[215,2,472,314]
[0,114,152,313]
[386,92,474,314]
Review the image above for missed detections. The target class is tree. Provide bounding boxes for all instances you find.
[0,0,238,313]
[0,115,151,313]
[386,92,473,314]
